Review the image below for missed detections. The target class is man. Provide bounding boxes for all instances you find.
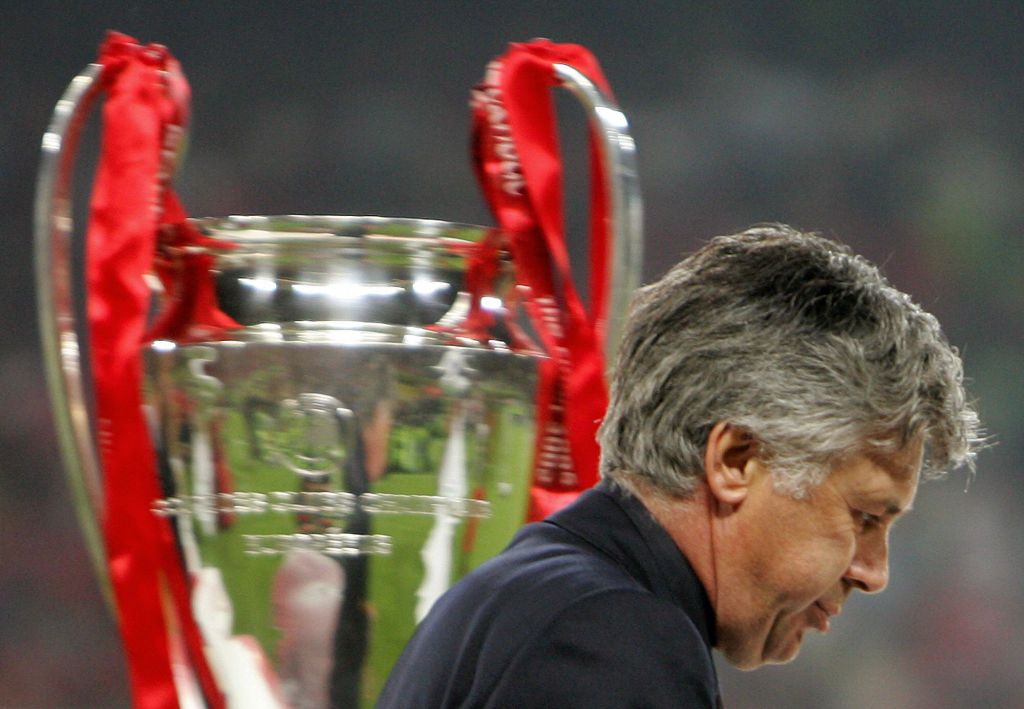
[377,225,981,707]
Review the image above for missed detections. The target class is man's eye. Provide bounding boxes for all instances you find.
[858,511,882,528]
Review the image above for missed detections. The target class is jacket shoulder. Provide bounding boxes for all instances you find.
[486,588,718,708]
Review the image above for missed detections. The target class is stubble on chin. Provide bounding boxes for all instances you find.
[717,612,807,670]
[715,623,767,671]
[761,612,810,666]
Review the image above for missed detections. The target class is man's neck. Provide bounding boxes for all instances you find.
[626,478,720,613]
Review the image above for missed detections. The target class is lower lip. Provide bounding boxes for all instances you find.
[811,603,831,632]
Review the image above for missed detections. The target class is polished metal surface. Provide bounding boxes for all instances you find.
[145,217,539,706]
[184,215,519,342]
[554,62,643,362]
[33,63,109,591]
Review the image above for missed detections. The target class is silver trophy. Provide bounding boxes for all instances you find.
[36,60,641,707]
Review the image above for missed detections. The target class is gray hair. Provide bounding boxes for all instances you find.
[598,225,982,498]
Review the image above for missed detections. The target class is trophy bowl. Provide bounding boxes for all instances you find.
[145,215,539,706]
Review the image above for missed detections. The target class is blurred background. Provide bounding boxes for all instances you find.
[2,2,1021,706]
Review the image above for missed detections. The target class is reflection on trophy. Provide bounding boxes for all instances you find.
[146,218,544,706]
[36,38,640,707]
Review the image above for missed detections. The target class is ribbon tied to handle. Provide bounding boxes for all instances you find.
[471,40,614,520]
[88,31,228,709]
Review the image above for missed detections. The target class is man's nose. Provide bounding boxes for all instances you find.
[844,532,889,594]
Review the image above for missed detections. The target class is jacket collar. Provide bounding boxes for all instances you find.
[546,478,717,649]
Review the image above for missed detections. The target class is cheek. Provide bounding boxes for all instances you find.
[775,533,854,599]
[745,497,854,601]
[807,534,856,587]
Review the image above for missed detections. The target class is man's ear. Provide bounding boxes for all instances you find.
[704,421,760,507]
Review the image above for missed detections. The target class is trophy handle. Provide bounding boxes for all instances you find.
[553,62,643,362]
[34,63,111,596]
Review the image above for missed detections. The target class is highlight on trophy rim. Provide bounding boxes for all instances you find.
[35,35,641,707]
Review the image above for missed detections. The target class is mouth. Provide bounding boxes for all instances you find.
[810,601,838,633]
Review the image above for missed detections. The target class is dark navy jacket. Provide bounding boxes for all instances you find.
[377,480,722,708]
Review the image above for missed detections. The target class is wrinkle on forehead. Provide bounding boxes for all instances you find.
[853,442,923,516]
[865,443,923,482]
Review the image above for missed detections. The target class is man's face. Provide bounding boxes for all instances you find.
[715,441,922,669]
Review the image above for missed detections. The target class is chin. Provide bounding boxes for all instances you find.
[762,632,805,666]
[719,622,804,670]
[764,646,802,666]
[729,648,802,671]
[720,644,773,672]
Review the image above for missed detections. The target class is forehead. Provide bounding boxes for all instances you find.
[831,441,923,511]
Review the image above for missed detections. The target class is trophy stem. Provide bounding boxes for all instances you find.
[34,63,113,602]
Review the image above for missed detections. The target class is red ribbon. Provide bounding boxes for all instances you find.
[87,32,227,708]
[471,40,613,519]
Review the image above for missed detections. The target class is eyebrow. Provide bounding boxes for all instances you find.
[870,454,919,482]
[881,499,913,518]
[885,501,905,517]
